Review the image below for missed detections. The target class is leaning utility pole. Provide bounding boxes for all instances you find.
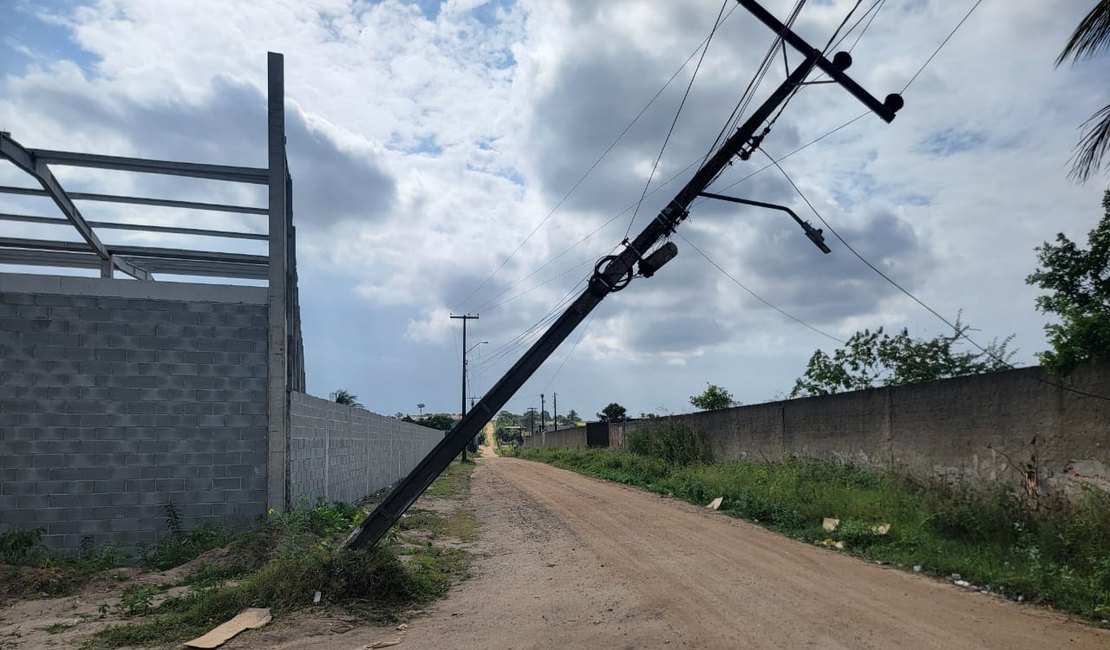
[346,0,903,549]
[450,313,479,461]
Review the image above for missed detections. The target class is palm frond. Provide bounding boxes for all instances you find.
[1068,103,1110,183]
[1057,0,1110,65]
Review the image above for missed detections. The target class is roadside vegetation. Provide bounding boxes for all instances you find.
[512,424,1110,621]
[0,461,478,649]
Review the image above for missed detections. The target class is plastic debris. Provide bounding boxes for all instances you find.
[822,518,840,532]
[913,565,923,573]
[954,580,971,588]
[185,608,272,649]
[313,591,321,604]
[706,497,723,511]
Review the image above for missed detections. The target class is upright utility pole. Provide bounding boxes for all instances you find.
[451,314,479,461]
[346,0,903,549]
[541,394,546,432]
[553,393,558,430]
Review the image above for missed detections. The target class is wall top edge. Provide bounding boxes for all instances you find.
[0,273,268,305]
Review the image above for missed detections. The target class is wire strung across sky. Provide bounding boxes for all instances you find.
[454,1,743,314]
[469,0,1030,401]
[625,0,730,240]
[764,151,1110,402]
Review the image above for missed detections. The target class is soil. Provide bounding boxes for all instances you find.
[6,451,1107,649]
[236,453,1110,649]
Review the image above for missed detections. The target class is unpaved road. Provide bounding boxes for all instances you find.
[255,455,1109,649]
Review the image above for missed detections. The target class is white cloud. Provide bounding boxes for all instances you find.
[1,0,1107,417]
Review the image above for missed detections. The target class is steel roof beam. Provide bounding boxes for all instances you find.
[28,149,268,185]
[0,133,150,280]
[0,212,267,241]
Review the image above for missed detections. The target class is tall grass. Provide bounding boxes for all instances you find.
[514,445,1110,620]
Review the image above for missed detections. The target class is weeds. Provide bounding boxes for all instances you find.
[84,461,478,649]
[515,447,1110,620]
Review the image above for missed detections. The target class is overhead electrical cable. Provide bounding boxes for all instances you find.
[765,151,1110,402]
[901,0,985,94]
[454,1,743,312]
[625,0,731,239]
[676,231,845,344]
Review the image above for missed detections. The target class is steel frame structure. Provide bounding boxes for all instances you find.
[0,52,305,510]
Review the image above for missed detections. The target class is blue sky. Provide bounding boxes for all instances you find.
[1,0,1107,418]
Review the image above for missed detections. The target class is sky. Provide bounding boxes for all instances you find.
[0,0,1107,420]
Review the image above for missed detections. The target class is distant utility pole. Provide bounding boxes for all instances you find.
[451,313,479,461]
[346,0,903,549]
[553,393,558,430]
[541,394,546,431]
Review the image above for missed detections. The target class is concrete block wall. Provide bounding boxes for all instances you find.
[0,274,270,551]
[288,392,444,504]
[618,364,1109,488]
[521,426,588,450]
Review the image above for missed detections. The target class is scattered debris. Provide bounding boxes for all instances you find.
[871,523,891,535]
[954,580,971,588]
[313,591,321,604]
[822,518,840,532]
[820,538,846,550]
[913,565,923,573]
[365,638,402,649]
[950,573,962,581]
[706,497,723,511]
[185,607,272,649]
[397,623,409,631]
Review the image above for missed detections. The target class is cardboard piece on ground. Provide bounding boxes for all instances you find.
[822,517,840,532]
[706,497,723,511]
[185,608,272,649]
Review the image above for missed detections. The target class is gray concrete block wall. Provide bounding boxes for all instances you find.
[612,364,1108,489]
[522,427,588,450]
[0,275,270,552]
[288,392,443,504]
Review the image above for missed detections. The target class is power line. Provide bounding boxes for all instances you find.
[705,0,806,165]
[625,0,730,239]
[455,1,743,312]
[542,310,598,393]
[902,0,985,93]
[676,231,845,344]
[821,0,863,53]
[764,150,1110,402]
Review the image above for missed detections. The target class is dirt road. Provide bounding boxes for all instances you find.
[261,455,1108,649]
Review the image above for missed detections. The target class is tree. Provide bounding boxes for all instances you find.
[419,413,456,431]
[565,409,580,423]
[1026,191,1110,375]
[790,317,1014,397]
[597,403,627,423]
[329,389,364,409]
[689,383,735,411]
[1057,1,1110,182]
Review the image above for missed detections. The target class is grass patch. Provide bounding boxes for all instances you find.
[84,462,478,648]
[513,445,1110,620]
[398,508,479,542]
[422,460,473,498]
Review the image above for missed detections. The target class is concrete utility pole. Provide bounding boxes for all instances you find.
[346,0,903,550]
[541,394,546,432]
[451,314,479,461]
[553,392,558,431]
